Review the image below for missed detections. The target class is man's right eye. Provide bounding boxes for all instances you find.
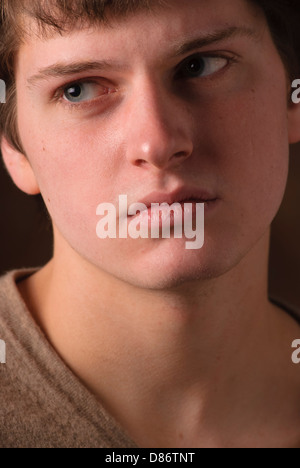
[63,82,108,103]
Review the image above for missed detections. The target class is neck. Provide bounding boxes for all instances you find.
[17,228,297,446]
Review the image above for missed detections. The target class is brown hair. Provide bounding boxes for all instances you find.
[0,0,300,153]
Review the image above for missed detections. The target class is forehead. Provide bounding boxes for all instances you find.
[17,0,266,78]
[19,0,260,28]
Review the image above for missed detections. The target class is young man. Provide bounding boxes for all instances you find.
[0,0,300,448]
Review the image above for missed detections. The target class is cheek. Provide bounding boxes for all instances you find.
[18,109,125,239]
[198,81,290,225]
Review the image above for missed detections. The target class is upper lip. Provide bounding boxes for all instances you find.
[129,187,218,215]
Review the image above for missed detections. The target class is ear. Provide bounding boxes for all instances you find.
[1,136,40,195]
[288,82,300,144]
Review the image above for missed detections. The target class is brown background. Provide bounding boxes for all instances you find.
[0,144,300,308]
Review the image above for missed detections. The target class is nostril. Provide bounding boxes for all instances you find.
[173,151,189,159]
[135,159,147,167]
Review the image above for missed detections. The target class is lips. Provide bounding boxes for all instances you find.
[128,187,218,216]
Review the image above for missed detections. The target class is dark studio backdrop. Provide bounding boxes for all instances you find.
[0,143,300,309]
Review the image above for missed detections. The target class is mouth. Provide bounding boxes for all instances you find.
[172,197,217,207]
[125,189,219,233]
[127,187,219,218]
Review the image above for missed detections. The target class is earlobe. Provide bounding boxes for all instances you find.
[1,136,40,195]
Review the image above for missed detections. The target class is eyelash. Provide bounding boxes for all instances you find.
[51,81,114,111]
[176,52,237,80]
[52,52,238,111]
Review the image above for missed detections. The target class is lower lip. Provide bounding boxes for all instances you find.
[128,199,219,230]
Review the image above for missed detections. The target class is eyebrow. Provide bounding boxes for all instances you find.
[27,60,127,86]
[27,26,257,86]
[173,26,258,57]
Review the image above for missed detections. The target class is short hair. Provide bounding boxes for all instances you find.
[0,0,300,153]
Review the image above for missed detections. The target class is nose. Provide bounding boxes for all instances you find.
[124,78,194,171]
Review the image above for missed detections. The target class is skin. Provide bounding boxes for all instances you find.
[2,0,300,448]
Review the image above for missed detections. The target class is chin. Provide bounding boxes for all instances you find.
[116,244,240,291]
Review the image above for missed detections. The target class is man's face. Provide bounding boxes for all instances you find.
[14,0,291,288]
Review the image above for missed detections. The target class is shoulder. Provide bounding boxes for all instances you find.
[0,268,44,447]
[0,268,137,448]
[0,268,41,353]
[0,268,39,335]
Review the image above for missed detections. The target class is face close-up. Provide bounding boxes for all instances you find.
[8,0,298,289]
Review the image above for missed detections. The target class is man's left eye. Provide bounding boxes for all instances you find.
[63,82,108,103]
[177,54,229,79]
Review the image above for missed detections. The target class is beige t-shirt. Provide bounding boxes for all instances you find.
[0,268,299,448]
[0,269,138,448]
